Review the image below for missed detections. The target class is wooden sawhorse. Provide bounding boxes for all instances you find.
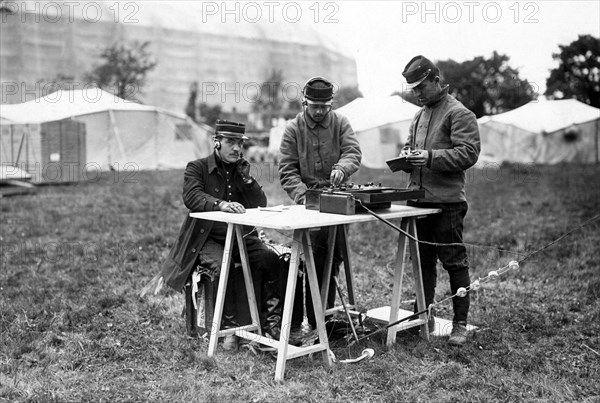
[190,205,440,380]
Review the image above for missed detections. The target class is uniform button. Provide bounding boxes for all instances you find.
[228,185,231,188]
[200,229,204,234]
[215,188,219,192]
[192,248,196,253]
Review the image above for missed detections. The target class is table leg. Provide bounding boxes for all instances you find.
[235,226,261,336]
[320,226,337,306]
[208,223,235,356]
[386,218,409,347]
[275,229,302,381]
[301,230,332,367]
[337,224,355,305]
[408,217,429,341]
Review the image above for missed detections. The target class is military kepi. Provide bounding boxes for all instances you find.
[215,120,248,140]
[402,55,436,90]
[303,76,334,104]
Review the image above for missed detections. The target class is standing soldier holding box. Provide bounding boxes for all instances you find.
[400,56,480,346]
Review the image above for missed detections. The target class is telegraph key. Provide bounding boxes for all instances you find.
[305,183,424,215]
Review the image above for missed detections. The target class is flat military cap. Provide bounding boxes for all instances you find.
[215,120,248,140]
[303,76,334,104]
[402,55,437,90]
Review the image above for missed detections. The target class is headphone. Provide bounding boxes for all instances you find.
[213,136,221,150]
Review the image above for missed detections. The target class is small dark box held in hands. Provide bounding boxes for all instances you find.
[385,156,412,172]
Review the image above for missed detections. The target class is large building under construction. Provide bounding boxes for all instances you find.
[1,1,358,118]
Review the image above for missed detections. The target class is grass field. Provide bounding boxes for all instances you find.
[1,162,599,402]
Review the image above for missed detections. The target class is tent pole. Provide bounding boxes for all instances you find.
[594,119,600,165]
[108,109,128,166]
[10,124,14,163]
[155,111,159,170]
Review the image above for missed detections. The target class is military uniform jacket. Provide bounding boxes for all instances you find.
[160,152,267,291]
[405,88,480,203]
[279,110,362,204]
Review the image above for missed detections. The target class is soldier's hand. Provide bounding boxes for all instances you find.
[406,150,429,166]
[236,158,253,184]
[399,146,412,157]
[218,201,246,214]
[330,168,344,187]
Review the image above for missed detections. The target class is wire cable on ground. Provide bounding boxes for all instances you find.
[260,199,599,345]
[351,201,599,342]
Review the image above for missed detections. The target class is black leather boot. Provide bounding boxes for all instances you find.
[184,281,199,338]
[262,279,282,339]
[279,253,304,330]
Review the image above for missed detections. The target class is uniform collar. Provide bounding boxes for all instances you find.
[424,85,450,107]
[305,109,332,129]
[207,151,220,173]
[209,151,237,175]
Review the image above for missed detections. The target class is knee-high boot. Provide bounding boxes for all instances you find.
[184,281,199,338]
[279,254,304,330]
[262,279,282,339]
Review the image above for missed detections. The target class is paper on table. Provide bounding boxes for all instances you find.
[258,205,291,212]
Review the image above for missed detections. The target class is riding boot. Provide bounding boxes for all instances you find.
[262,280,282,339]
[221,278,238,329]
[184,281,198,338]
[279,254,304,330]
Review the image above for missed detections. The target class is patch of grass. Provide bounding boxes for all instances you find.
[1,164,599,402]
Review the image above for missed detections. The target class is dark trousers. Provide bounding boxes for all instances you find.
[408,201,471,324]
[198,235,281,328]
[304,227,343,328]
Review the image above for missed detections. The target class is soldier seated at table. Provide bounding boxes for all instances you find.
[158,120,284,350]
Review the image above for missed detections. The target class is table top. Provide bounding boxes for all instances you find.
[190,204,441,230]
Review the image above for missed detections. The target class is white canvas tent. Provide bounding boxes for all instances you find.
[336,96,420,169]
[478,99,600,164]
[0,89,213,172]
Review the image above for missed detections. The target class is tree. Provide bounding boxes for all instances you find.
[436,52,535,118]
[198,103,222,127]
[84,40,157,101]
[252,69,285,117]
[251,69,304,127]
[333,86,363,109]
[185,81,199,121]
[545,34,600,108]
[36,73,76,95]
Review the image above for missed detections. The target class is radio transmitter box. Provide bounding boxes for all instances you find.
[305,185,424,215]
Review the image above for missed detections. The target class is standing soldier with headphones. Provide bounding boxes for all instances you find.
[279,77,362,331]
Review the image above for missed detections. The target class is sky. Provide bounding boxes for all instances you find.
[309,0,600,97]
